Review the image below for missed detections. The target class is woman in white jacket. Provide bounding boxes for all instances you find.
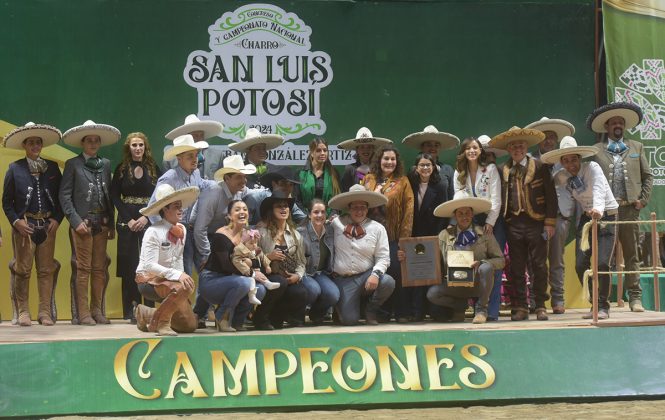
[453,137,505,321]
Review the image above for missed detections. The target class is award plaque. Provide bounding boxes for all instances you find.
[446,250,475,287]
[399,236,442,287]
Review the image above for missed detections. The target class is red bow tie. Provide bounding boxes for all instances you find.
[344,223,366,239]
[168,224,184,245]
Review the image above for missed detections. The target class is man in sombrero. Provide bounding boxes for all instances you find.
[3,122,63,326]
[541,136,619,319]
[402,125,459,200]
[425,195,504,324]
[587,101,652,312]
[328,185,395,325]
[228,128,284,189]
[60,120,120,325]
[489,126,557,321]
[163,114,225,181]
[338,127,393,192]
[524,117,576,314]
[134,184,200,336]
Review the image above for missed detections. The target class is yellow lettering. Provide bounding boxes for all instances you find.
[113,339,162,400]
[423,344,461,391]
[376,345,423,391]
[262,349,297,395]
[299,347,334,394]
[331,347,377,392]
[211,350,260,396]
[165,351,208,399]
[459,344,495,389]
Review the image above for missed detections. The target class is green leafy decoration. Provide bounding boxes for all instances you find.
[275,123,322,136]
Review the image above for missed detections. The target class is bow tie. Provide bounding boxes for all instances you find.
[28,158,48,175]
[255,163,267,176]
[607,140,627,155]
[455,230,477,248]
[344,223,366,239]
[84,156,104,171]
[167,224,185,245]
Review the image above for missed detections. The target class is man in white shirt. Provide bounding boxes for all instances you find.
[541,136,619,319]
[328,185,395,325]
[134,184,200,336]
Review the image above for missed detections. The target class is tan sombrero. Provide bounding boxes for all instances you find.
[489,126,545,150]
[525,117,575,140]
[62,120,120,147]
[140,185,200,217]
[228,128,283,152]
[213,154,257,181]
[3,122,61,149]
[433,196,492,218]
[328,184,388,210]
[337,127,393,150]
[586,101,643,133]
[165,114,224,141]
[402,125,460,151]
[163,134,209,160]
[539,136,598,165]
[477,134,508,157]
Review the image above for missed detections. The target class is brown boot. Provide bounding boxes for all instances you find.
[216,311,236,332]
[79,315,96,325]
[39,315,55,326]
[18,312,32,327]
[535,308,549,321]
[156,320,178,336]
[135,304,155,332]
[511,307,529,321]
[92,312,110,325]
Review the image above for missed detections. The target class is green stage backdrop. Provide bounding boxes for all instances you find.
[0,0,596,318]
[604,0,665,219]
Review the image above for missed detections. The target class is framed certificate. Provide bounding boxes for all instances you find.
[446,250,475,287]
[399,236,442,287]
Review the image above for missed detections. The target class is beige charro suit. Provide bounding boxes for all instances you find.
[592,140,653,302]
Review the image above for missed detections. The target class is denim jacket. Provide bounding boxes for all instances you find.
[297,221,334,275]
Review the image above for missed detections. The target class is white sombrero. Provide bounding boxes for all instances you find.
[488,126,545,150]
[433,196,492,218]
[525,117,575,140]
[402,125,460,151]
[163,134,209,160]
[3,122,61,149]
[477,134,508,157]
[337,127,393,150]
[140,185,200,217]
[213,154,257,181]
[539,136,598,165]
[62,120,120,147]
[228,128,283,152]
[586,101,643,133]
[328,184,388,210]
[165,114,224,141]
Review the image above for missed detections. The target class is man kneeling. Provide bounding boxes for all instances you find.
[134,185,200,336]
[426,196,505,324]
[328,185,395,325]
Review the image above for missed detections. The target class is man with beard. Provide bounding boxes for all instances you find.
[587,102,652,312]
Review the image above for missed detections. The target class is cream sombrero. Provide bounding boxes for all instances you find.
[228,128,283,152]
[140,185,200,217]
[477,134,508,157]
[3,122,61,149]
[337,127,393,150]
[165,114,224,140]
[163,134,209,160]
[525,117,575,140]
[62,120,120,147]
[402,125,460,151]
[488,126,545,150]
[213,154,257,181]
[586,101,643,133]
[433,196,492,218]
[328,184,388,210]
[539,136,598,165]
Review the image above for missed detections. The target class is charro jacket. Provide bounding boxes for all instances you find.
[3,158,63,225]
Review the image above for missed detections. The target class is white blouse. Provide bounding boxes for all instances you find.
[453,163,501,226]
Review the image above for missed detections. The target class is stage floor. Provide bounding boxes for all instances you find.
[2,305,664,344]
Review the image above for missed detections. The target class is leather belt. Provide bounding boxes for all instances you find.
[616,199,633,207]
[24,211,51,219]
[605,208,618,216]
[332,272,361,278]
[88,208,107,215]
[121,196,149,205]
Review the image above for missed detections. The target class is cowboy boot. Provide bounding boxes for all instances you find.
[216,311,236,332]
[37,269,55,326]
[10,262,32,327]
[135,304,156,332]
[89,252,111,324]
[156,320,178,336]
[148,290,179,333]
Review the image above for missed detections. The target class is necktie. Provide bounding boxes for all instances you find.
[85,156,104,171]
[455,230,477,247]
[167,224,185,245]
[568,175,584,190]
[607,139,627,155]
[344,223,366,239]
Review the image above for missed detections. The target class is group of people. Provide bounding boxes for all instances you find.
[1,101,653,334]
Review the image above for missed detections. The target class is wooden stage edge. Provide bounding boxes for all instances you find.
[2,305,664,344]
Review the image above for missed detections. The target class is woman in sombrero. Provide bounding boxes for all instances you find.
[338,127,392,192]
[362,144,414,322]
[133,184,200,336]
